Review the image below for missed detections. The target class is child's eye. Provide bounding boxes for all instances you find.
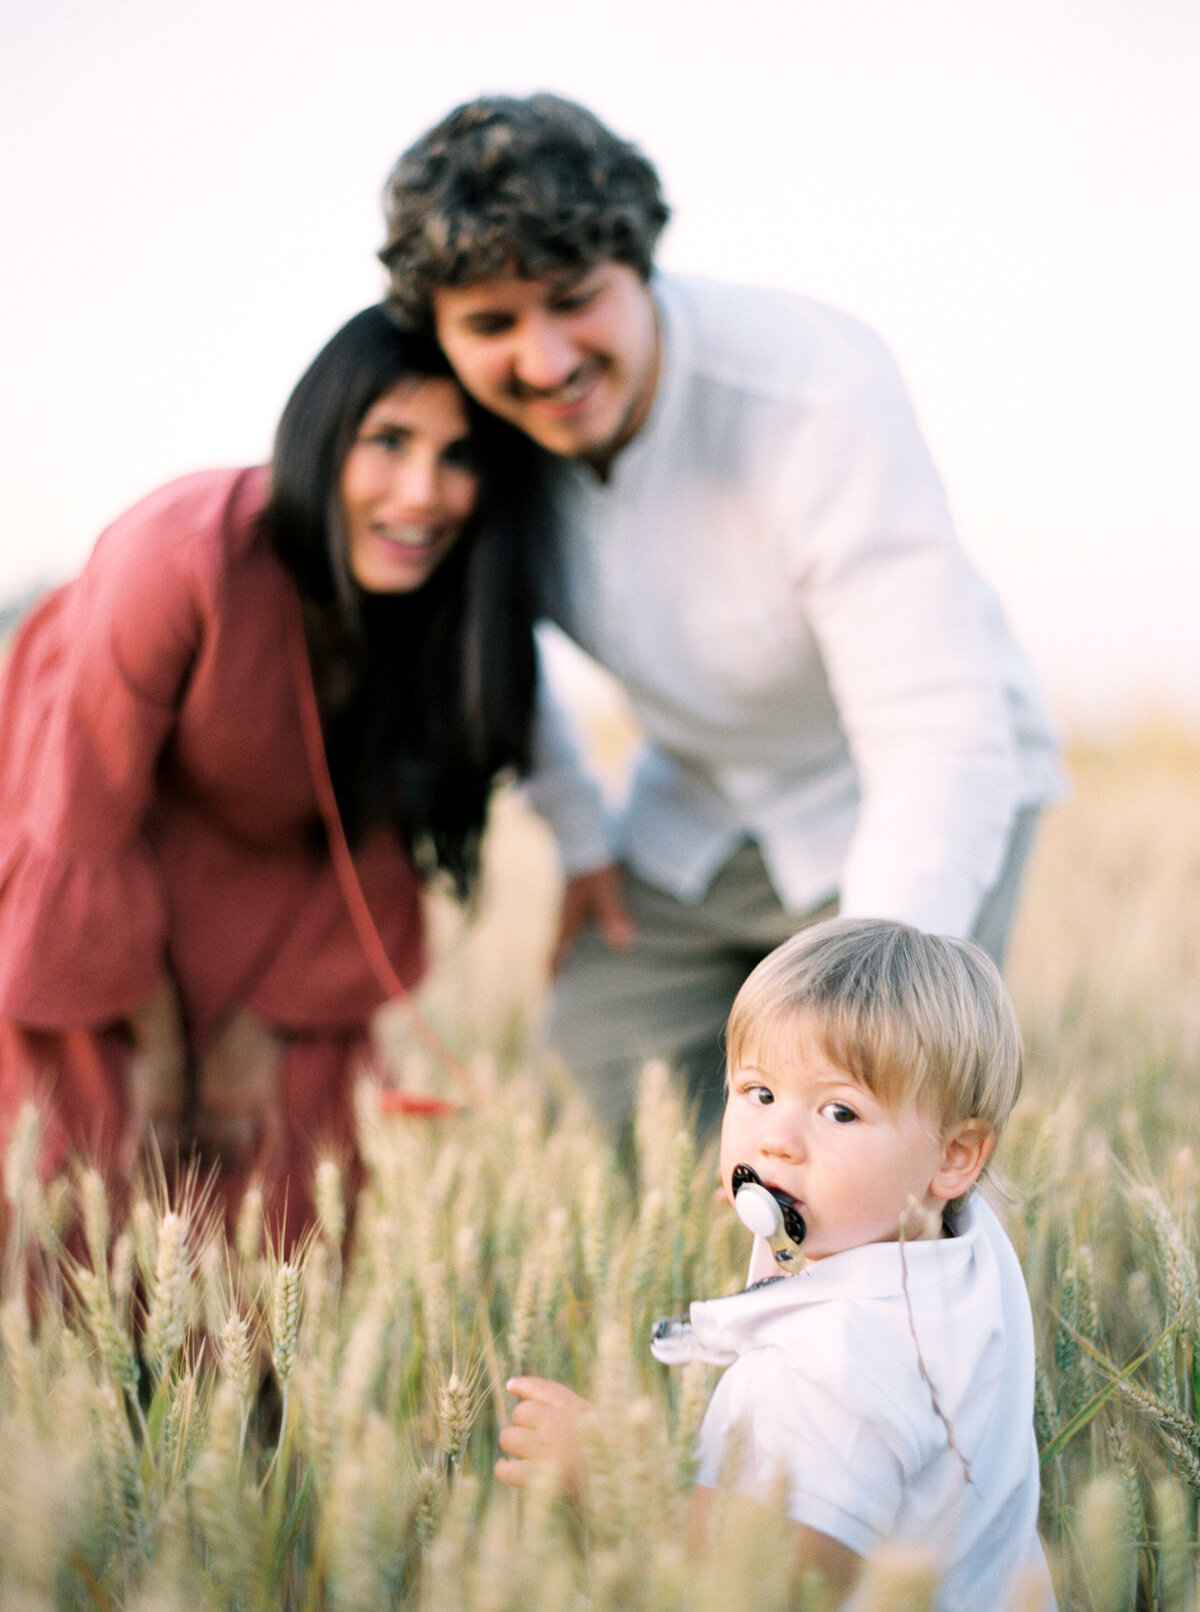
[820,1101,858,1124]
[748,1085,774,1106]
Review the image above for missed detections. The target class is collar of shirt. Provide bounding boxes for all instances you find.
[651,1197,983,1368]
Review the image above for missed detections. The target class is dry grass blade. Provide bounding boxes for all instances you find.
[0,740,1199,1607]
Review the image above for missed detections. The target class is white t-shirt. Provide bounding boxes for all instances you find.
[651,1196,1055,1611]
[530,272,1065,936]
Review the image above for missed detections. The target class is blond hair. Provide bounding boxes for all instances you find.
[726,918,1022,1138]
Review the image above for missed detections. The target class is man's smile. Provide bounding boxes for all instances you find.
[509,358,607,411]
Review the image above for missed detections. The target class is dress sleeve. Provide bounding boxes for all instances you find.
[0,482,210,1028]
[772,351,1022,938]
[695,1346,906,1560]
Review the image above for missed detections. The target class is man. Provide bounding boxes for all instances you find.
[380,94,1064,1134]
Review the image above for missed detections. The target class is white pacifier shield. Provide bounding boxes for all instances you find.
[734,1182,784,1239]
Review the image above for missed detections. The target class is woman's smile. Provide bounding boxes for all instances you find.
[340,377,479,593]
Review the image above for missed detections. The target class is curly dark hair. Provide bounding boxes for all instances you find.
[380,94,671,328]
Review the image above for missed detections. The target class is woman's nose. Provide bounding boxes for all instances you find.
[393,455,442,513]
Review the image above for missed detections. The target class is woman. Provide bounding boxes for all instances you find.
[0,305,547,1241]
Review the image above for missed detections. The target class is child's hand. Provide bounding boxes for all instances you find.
[495,1377,593,1496]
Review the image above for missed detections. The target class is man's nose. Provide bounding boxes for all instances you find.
[512,315,580,391]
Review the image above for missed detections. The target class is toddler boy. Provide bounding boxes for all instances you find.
[498,918,1054,1610]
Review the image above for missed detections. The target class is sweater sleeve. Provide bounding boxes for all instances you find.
[772,352,1021,937]
[521,633,615,877]
[0,479,214,1028]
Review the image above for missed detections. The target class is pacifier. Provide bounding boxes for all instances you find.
[731,1163,806,1271]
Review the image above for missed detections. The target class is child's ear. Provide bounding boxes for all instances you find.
[930,1120,996,1202]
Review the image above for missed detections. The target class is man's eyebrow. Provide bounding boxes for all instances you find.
[547,268,597,295]
[460,306,514,325]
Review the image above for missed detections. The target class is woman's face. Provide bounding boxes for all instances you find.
[340,377,479,593]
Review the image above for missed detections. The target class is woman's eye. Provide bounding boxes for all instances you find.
[371,429,406,452]
[821,1102,858,1124]
[443,439,477,471]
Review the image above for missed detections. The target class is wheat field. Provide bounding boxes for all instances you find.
[4,723,1200,1610]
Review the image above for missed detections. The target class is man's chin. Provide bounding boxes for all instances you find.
[522,414,621,466]
[550,408,645,474]
[505,385,641,468]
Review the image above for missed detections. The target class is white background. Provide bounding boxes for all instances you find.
[3,0,1197,727]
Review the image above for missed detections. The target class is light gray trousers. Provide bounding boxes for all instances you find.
[548,808,1040,1140]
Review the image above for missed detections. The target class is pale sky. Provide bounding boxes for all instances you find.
[2,0,1197,726]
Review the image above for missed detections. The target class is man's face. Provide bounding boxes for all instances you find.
[433,261,660,473]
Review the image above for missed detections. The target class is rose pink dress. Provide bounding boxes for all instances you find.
[0,467,425,1240]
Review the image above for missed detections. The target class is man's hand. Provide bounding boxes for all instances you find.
[116,976,188,1177]
[552,863,636,973]
[193,1005,286,1174]
[495,1376,594,1495]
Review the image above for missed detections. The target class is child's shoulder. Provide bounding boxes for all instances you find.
[715,1201,1026,1440]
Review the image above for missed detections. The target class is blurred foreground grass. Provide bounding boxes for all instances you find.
[5,722,1200,1609]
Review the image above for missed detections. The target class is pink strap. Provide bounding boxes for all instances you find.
[285,590,478,1108]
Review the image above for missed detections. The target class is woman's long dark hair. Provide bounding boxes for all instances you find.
[262,304,548,896]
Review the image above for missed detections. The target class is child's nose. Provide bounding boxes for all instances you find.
[761,1104,806,1159]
